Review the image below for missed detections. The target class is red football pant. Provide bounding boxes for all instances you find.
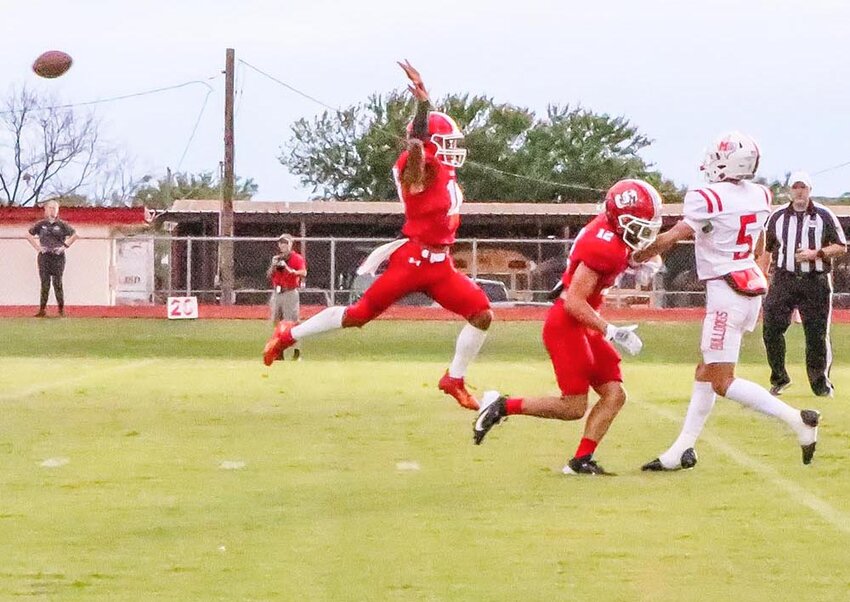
[543,299,623,396]
[346,241,491,324]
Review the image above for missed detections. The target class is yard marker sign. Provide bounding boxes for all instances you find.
[167,296,199,319]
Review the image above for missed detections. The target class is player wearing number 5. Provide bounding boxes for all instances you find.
[263,60,492,411]
[637,132,820,472]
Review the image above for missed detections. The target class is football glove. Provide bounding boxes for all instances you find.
[605,324,643,356]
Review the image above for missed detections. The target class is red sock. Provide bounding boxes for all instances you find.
[505,397,524,415]
[574,437,597,459]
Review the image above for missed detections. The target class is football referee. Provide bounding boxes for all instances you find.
[759,172,847,397]
[25,200,78,317]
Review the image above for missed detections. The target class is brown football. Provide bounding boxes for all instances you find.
[32,50,73,79]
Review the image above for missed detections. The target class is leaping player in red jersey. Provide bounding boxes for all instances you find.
[263,60,493,411]
[472,179,663,474]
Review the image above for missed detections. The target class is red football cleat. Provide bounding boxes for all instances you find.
[439,371,479,410]
[263,321,296,366]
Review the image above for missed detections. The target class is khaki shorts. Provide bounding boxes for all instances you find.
[270,288,300,323]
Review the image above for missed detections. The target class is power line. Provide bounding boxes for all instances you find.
[0,75,221,115]
[812,160,850,176]
[237,59,339,112]
[236,56,607,195]
[176,81,215,171]
[465,161,607,193]
[233,60,246,120]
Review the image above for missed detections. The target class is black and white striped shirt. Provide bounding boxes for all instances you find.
[765,201,847,274]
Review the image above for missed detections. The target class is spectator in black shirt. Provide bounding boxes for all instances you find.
[759,172,848,397]
[26,200,78,317]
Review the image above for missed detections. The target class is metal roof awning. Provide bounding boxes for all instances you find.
[156,199,850,228]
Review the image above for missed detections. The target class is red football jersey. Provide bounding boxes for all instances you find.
[561,213,631,310]
[393,149,464,246]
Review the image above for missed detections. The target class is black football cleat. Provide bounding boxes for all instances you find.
[680,448,698,469]
[641,448,697,472]
[473,391,507,445]
[769,380,791,396]
[641,458,665,472]
[563,454,614,476]
[800,409,820,465]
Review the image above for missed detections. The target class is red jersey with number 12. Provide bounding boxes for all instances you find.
[393,149,464,246]
[561,213,632,310]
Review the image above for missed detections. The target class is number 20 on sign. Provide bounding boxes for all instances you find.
[167,296,199,320]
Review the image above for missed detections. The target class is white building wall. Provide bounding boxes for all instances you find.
[0,225,113,305]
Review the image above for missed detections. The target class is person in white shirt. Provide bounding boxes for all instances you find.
[634,132,820,471]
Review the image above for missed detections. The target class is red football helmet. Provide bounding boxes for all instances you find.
[604,179,663,251]
[407,111,467,168]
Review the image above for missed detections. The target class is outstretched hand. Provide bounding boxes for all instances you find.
[398,59,429,101]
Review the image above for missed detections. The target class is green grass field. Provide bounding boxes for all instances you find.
[1,318,849,601]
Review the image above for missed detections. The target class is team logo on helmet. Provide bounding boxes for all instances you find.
[701,131,760,183]
[604,179,663,251]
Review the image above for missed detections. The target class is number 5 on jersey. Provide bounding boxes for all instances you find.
[734,213,758,260]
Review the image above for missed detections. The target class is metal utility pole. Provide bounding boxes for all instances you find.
[220,47,236,305]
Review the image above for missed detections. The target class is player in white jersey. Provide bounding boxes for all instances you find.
[634,131,820,470]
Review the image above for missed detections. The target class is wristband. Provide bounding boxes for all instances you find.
[816,249,825,259]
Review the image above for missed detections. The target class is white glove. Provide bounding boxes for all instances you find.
[605,324,643,356]
[629,256,663,287]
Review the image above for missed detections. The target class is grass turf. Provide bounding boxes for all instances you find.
[1,318,849,600]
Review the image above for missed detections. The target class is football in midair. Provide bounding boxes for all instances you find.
[32,50,73,79]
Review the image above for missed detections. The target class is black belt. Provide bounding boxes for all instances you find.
[774,270,829,279]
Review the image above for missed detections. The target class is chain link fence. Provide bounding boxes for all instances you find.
[4,234,849,308]
[129,235,850,309]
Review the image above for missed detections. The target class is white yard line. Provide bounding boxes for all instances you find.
[0,359,155,402]
[638,400,850,535]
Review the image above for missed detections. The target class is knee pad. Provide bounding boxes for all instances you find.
[466,308,493,331]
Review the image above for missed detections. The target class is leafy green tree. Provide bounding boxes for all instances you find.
[282,91,411,200]
[281,91,682,202]
[133,171,257,209]
[755,175,787,205]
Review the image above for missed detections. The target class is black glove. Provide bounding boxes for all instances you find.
[546,281,564,301]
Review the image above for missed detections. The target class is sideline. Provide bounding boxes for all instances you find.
[3,304,850,322]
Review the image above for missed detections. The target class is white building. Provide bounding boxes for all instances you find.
[0,206,152,306]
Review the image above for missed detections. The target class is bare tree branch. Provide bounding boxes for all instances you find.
[0,86,108,206]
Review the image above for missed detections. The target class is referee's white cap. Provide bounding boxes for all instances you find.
[788,171,813,189]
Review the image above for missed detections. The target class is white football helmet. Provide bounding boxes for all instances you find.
[700,131,760,183]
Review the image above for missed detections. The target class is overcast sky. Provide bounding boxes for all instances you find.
[2,0,849,201]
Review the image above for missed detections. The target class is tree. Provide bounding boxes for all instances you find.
[490,104,651,202]
[281,91,683,202]
[755,175,787,205]
[282,91,412,200]
[132,171,258,209]
[0,87,106,207]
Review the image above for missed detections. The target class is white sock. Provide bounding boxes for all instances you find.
[724,378,804,435]
[659,381,716,468]
[448,324,488,379]
[290,306,345,340]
